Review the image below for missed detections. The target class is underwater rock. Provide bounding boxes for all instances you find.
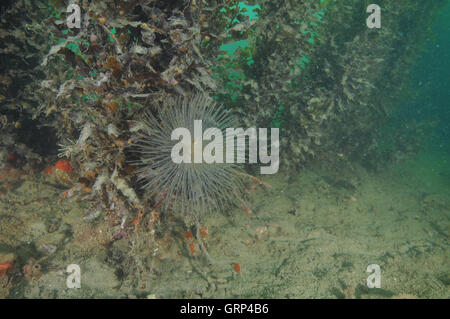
[0,164,23,191]
[23,258,42,282]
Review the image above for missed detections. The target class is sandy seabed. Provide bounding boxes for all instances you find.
[0,151,448,299]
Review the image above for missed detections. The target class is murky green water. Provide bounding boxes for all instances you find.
[0,0,448,299]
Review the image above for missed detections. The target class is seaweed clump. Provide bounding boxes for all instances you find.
[1,0,231,214]
[0,0,246,288]
[211,0,444,171]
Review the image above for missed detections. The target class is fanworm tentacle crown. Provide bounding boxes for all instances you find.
[133,93,245,216]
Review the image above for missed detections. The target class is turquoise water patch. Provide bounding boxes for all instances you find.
[218,1,260,59]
